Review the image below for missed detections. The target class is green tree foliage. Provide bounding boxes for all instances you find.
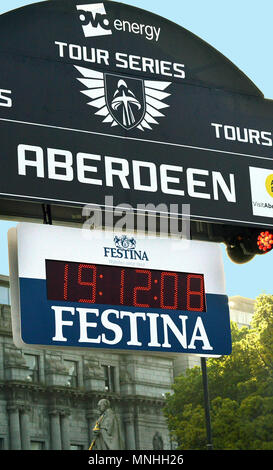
[164,294,273,449]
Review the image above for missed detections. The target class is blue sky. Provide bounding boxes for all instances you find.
[1,0,273,299]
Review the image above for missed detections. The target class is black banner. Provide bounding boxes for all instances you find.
[1,449,269,466]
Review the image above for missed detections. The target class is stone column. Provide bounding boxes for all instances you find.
[114,367,120,394]
[20,406,31,450]
[49,409,62,450]
[7,405,21,450]
[60,410,70,450]
[124,412,136,450]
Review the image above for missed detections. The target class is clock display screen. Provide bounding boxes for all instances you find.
[46,260,206,312]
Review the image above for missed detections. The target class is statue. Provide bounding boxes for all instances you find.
[89,399,124,450]
[153,431,164,450]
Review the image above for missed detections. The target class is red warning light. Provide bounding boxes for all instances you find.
[257,231,273,253]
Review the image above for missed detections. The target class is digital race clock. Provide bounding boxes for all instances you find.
[46,260,206,312]
[8,223,232,356]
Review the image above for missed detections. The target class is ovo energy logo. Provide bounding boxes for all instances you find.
[76,3,161,42]
[76,3,112,38]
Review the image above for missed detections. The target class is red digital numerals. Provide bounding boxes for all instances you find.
[119,269,205,312]
[133,270,152,308]
[186,274,204,311]
[78,264,97,303]
[160,272,178,310]
[58,261,205,312]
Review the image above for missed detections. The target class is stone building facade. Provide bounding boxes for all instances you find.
[0,275,175,450]
[0,274,255,450]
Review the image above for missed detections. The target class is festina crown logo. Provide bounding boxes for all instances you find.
[74,65,171,131]
[114,235,136,250]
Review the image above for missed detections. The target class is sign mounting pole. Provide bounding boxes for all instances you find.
[201,356,213,450]
[42,204,52,225]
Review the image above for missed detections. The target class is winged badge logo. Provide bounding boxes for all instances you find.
[74,65,172,131]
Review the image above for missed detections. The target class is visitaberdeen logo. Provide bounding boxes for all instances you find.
[104,235,149,261]
[249,167,273,218]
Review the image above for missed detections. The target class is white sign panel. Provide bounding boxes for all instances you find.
[8,223,231,356]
